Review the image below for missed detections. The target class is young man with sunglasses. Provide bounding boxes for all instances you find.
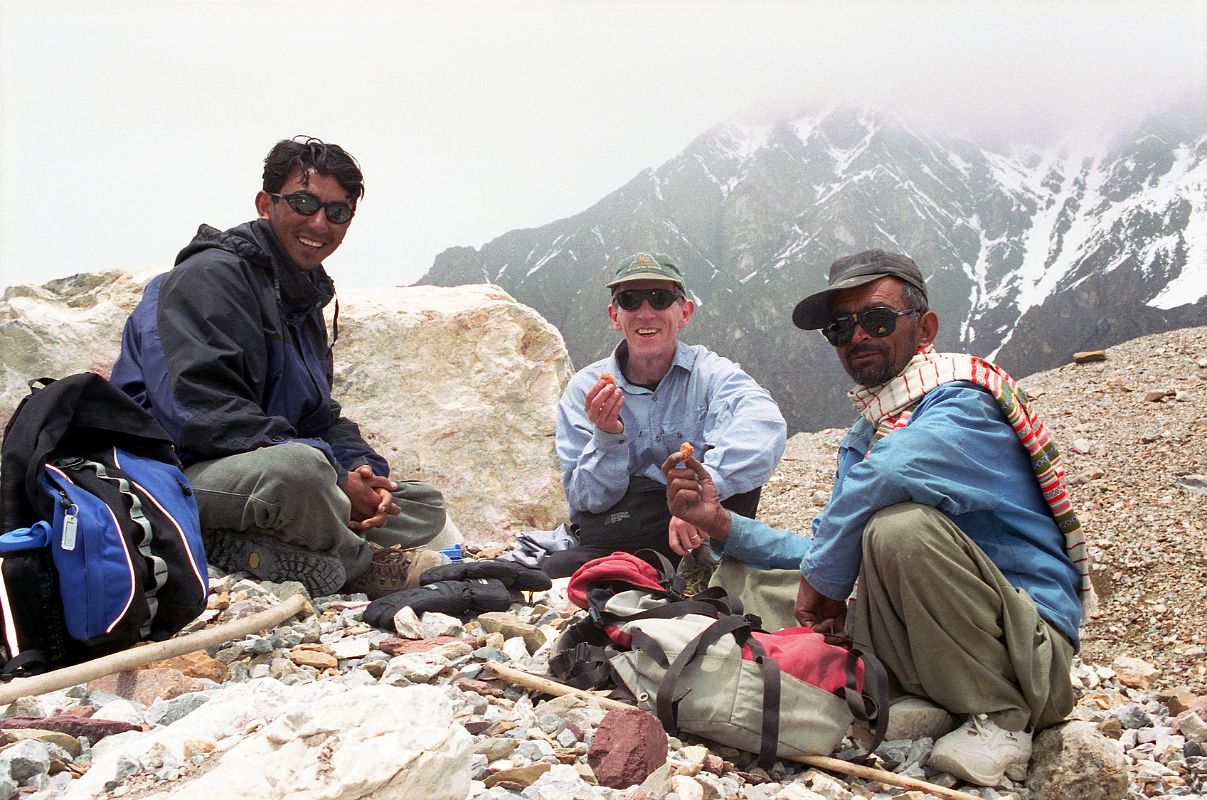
[662,250,1092,787]
[550,252,787,578]
[112,136,449,599]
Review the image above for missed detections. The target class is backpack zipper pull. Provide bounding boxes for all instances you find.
[62,503,79,551]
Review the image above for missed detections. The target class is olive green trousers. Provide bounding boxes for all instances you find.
[849,503,1075,731]
[184,442,447,580]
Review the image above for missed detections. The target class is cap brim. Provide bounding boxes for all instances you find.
[605,271,686,288]
[792,273,884,329]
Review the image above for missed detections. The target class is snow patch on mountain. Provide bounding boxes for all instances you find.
[1012,147,1103,311]
[715,124,770,161]
[1148,139,1207,309]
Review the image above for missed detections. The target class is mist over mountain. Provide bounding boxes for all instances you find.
[419,107,1207,433]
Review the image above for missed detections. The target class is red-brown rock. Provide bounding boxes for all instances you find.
[453,678,506,698]
[86,668,207,706]
[588,707,667,789]
[0,716,141,743]
[377,636,462,656]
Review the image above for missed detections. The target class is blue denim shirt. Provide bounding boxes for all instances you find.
[719,382,1082,648]
[556,341,787,516]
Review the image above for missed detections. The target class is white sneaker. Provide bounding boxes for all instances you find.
[928,714,1032,786]
[884,696,955,741]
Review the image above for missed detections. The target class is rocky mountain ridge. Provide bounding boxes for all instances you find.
[420,106,1207,434]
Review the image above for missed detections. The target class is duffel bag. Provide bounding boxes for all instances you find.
[549,550,887,767]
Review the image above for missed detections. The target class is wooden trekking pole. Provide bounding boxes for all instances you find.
[482,662,984,800]
[0,592,308,706]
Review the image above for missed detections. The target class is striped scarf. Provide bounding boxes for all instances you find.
[850,347,1097,620]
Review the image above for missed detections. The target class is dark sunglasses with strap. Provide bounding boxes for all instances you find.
[612,288,685,311]
[269,191,356,225]
[821,306,920,346]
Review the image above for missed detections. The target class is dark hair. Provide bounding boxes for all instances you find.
[262,136,365,204]
[900,281,928,314]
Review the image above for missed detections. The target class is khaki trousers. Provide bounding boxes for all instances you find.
[849,503,1074,731]
[184,442,447,581]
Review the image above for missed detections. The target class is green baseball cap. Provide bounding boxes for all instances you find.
[605,252,686,290]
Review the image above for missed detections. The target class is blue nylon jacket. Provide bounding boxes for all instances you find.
[556,340,786,517]
[719,383,1082,648]
[110,220,387,479]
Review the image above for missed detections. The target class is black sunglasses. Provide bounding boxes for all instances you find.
[269,191,355,225]
[613,288,685,311]
[821,306,920,346]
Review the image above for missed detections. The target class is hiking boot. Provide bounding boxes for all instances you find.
[204,530,346,598]
[342,544,448,600]
[676,547,717,595]
[928,714,1033,786]
[884,696,956,741]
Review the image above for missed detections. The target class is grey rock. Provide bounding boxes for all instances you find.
[513,738,556,763]
[1176,475,1207,495]
[245,637,275,655]
[106,754,140,788]
[471,647,510,663]
[902,737,934,770]
[1028,721,1129,800]
[0,739,51,784]
[469,753,491,781]
[803,771,853,799]
[1,697,45,720]
[145,691,216,727]
[522,764,604,799]
[1117,704,1153,729]
[74,689,125,708]
[475,737,519,761]
[535,694,605,734]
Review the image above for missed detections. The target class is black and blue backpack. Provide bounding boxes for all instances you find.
[0,373,209,678]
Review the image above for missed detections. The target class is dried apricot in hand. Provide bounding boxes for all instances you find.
[679,442,694,462]
[600,372,615,386]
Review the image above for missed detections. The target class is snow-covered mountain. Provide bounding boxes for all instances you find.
[420,107,1206,432]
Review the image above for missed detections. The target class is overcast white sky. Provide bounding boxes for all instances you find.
[1,0,1204,290]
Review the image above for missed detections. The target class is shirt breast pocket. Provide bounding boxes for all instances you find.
[654,404,709,450]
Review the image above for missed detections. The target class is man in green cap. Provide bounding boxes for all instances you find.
[549,252,787,578]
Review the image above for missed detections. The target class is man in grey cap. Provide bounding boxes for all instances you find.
[551,252,787,578]
[662,249,1094,787]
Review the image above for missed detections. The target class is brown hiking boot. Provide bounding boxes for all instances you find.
[204,529,346,598]
[342,544,448,599]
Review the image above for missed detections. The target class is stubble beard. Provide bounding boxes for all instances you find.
[841,344,912,388]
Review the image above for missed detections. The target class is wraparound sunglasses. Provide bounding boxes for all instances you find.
[269,191,355,225]
[612,289,685,311]
[822,306,920,346]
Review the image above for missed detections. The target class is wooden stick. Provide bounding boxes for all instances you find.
[482,662,983,800]
[787,754,983,800]
[0,592,308,706]
[484,662,633,711]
